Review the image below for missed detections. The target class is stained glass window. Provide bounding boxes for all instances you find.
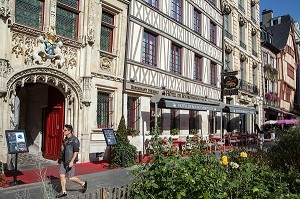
[15,0,44,29]
[97,92,110,128]
[56,7,78,39]
[100,12,114,52]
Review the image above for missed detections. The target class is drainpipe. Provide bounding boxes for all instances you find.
[122,2,131,116]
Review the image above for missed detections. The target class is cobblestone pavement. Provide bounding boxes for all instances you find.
[8,153,57,171]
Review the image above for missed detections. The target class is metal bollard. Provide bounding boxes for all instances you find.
[139,151,143,163]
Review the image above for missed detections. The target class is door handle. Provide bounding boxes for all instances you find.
[56,125,59,130]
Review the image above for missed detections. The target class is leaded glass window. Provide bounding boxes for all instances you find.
[15,0,44,29]
[97,92,110,128]
[100,12,114,52]
[56,6,78,39]
[58,0,78,9]
[210,21,216,45]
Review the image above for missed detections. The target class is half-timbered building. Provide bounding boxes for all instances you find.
[124,0,223,151]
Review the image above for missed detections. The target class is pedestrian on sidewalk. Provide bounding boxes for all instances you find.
[56,124,87,198]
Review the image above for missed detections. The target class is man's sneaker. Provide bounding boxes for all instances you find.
[82,181,87,193]
[56,192,67,198]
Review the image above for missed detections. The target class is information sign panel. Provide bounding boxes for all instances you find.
[5,130,29,154]
[102,129,117,146]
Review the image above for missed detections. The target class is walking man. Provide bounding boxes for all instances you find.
[56,124,87,198]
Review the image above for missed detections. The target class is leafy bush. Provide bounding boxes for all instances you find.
[111,115,137,167]
[129,127,300,198]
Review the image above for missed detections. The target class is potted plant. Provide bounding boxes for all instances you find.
[170,128,179,135]
[190,129,197,135]
[127,127,139,137]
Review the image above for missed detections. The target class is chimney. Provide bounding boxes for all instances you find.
[262,9,273,27]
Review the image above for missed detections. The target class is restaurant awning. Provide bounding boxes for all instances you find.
[151,94,223,111]
[223,104,257,114]
[264,105,297,117]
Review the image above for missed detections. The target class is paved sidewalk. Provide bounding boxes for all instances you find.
[0,167,134,199]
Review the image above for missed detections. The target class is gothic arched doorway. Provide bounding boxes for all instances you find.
[17,83,65,160]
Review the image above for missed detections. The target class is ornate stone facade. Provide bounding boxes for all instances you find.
[0,0,129,166]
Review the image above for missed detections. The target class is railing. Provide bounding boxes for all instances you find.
[224,30,233,40]
[252,49,257,57]
[240,40,246,50]
[239,79,259,95]
[238,4,245,13]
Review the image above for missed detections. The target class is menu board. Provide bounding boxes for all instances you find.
[103,129,117,146]
[5,130,29,154]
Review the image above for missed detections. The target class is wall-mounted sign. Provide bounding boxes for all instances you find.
[222,70,238,76]
[5,130,29,154]
[224,76,239,89]
[224,89,238,96]
[103,129,117,146]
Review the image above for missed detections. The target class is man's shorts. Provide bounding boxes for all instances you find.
[59,163,76,177]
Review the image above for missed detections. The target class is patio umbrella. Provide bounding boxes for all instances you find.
[263,120,277,125]
[276,119,299,125]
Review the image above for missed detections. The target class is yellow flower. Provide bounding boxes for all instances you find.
[221,156,228,165]
[240,152,247,158]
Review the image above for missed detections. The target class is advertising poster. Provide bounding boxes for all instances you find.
[5,130,29,154]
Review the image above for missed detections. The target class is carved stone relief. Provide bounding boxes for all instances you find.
[239,15,247,27]
[99,51,116,73]
[87,1,95,45]
[240,53,247,62]
[222,1,232,15]
[251,27,257,36]
[81,77,92,106]
[0,0,11,18]
[6,66,85,107]
[251,0,258,7]
[253,61,258,68]
[0,59,13,96]
[12,30,78,70]
[225,43,233,54]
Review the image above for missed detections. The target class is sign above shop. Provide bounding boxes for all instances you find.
[224,76,239,89]
[223,89,238,96]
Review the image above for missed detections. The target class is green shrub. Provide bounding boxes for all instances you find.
[111,115,137,167]
[129,127,300,198]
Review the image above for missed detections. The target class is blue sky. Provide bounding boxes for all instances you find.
[260,0,300,22]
